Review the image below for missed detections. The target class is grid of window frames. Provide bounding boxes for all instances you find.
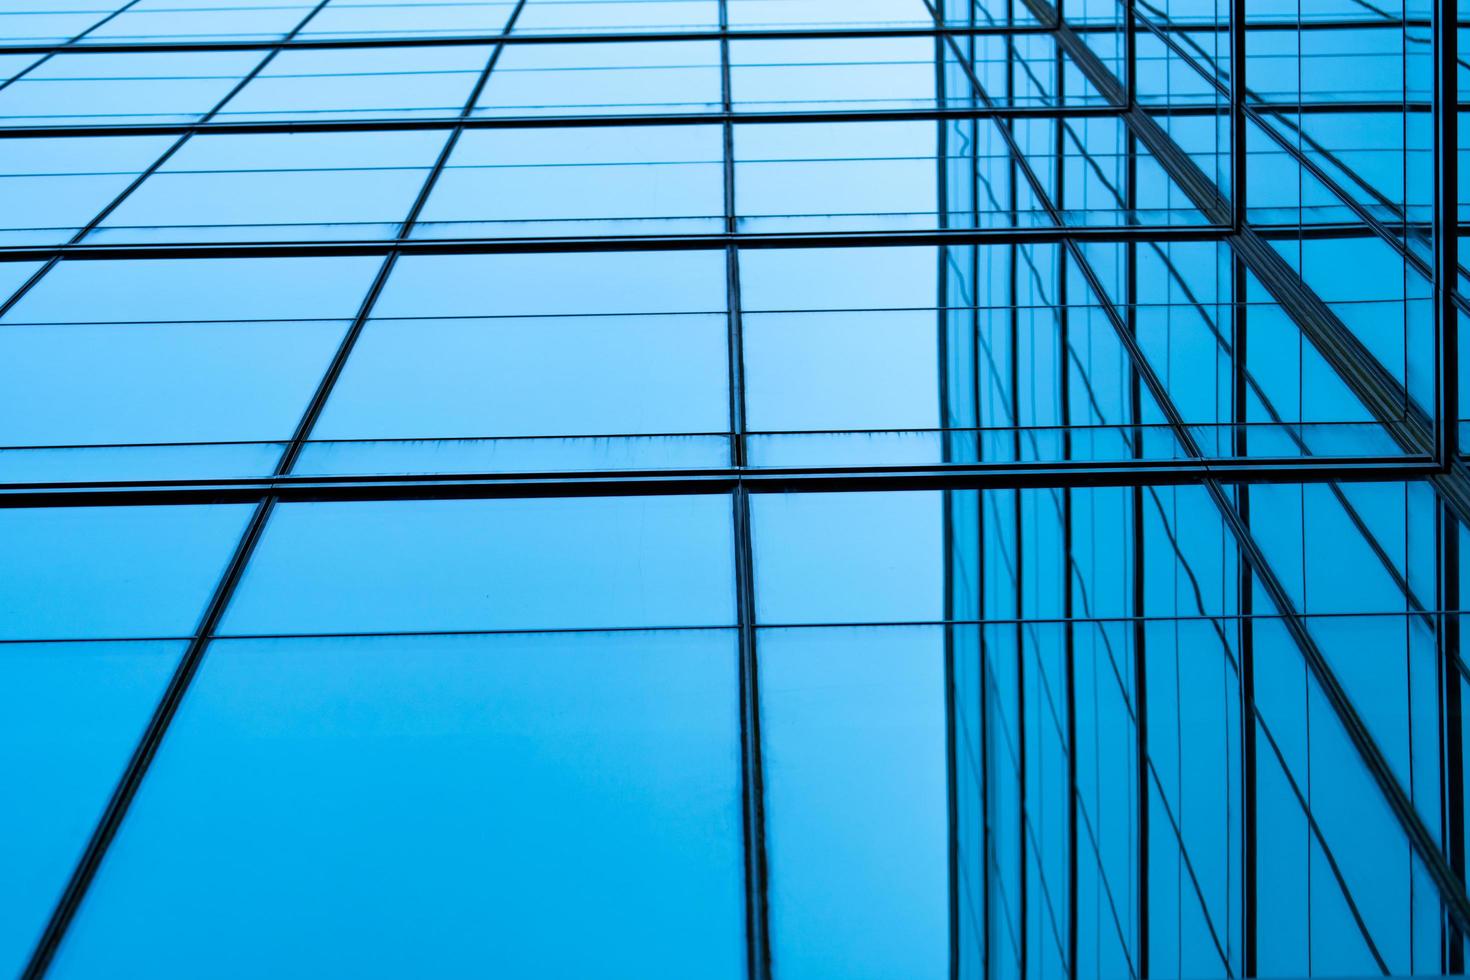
[1,0,1469,977]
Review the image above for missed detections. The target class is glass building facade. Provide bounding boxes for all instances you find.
[0,0,1467,977]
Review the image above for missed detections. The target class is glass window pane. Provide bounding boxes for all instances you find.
[511,0,719,34]
[91,131,449,244]
[413,125,724,238]
[760,625,949,979]
[752,490,945,625]
[300,248,730,475]
[0,256,382,481]
[0,640,185,980]
[49,630,746,979]
[475,41,722,116]
[220,494,736,634]
[0,504,252,641]
[298,0,515,40]
[0,52,267,127]
[0,136,174,246]
[217,46,492,123]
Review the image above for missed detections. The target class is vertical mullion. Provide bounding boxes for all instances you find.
[1057,33,1080,980]
[1232,252,1257,977]
[1444,504,1466,971]
[721,16,769,980]
[733,486,771,980]
[935,28,964,980]
[1128,145,1150,978]
[1228,0,1246,230]
[1434,0,1459,465]
[719,0,746,469]
[1239,480,1257,979]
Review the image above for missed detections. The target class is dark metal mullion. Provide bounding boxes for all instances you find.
[0,102,1131,141]
[0,455,1443,510]
[1053,29,1081,980]
[0,13,1429,59]
[20,497,279,979]
[1434,0,1460,466]
[0,22,1067,57]
[732,486,771,980]
[931,24,965,980]
[720,9,768,978]
[0,222,1235,265]
[1229,0,1246,230]
[1445,503,1467,971]
[1233,254,1259,978]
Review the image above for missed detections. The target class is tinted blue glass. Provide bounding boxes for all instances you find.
[0,51,266,127]
[0,135,175,245]
[0,505,251,640]
[49,631,745,979]
[751,491,944,625]
[413,125,724,238]
[299,248,730,474]
[476,41,722,115]
[93,131,448,243]
[511,0,719,33]
[220,495,736,634]
[5,0,1466,973]
[760,626,949,979]
[299,0,515,39]
[0,640,183,979]
[218,46,492,122]
[0,256,381,479]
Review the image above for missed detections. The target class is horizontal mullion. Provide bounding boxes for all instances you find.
[0,14,1435,59]
[0,224,1233,262]
[0,103,1127,140]
[0,455,1439,508]
[0,22,1061,57]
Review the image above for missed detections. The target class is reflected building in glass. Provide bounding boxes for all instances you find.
[0,0,1466,977]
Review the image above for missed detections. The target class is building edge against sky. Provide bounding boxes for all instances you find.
[0,0,1468,976]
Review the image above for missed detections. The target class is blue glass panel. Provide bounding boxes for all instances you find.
[0,135,175,245]
[81,2,316,43]
[511,0,719,34]
[50,630,746,979]
[476,41,722,116]
[220,495,736,634]
[92,131,448,243]
[413,125,724,238]
[0,504,252,641]
[218,46,492,122]
[299,0,514,39]
[0,640,183,980]
[760,626,949,979]
[367,248,726,318]
[0,256,382,479]
[751,490,944,625]
[0,51,266,127]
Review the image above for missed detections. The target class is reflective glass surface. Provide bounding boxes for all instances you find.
[7,0,1470,977]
